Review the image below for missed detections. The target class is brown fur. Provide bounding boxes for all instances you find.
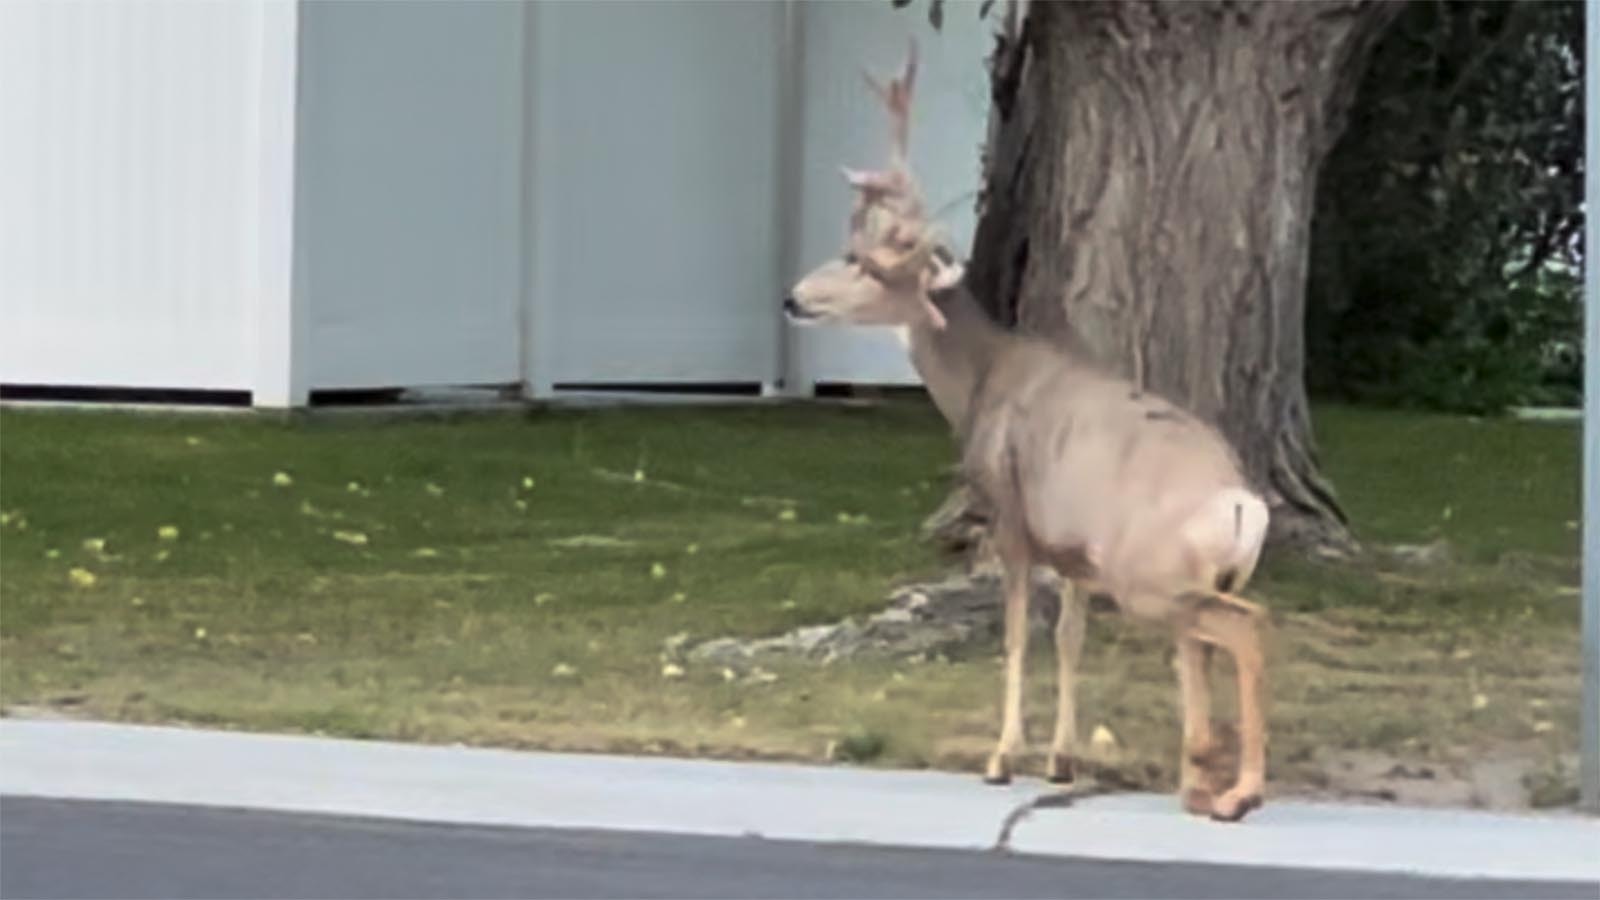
[784,42,1273,821]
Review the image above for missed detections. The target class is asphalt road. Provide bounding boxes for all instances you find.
[3,797,1596,900]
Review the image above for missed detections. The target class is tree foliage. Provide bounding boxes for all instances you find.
[1306,0,1585,413]
[904,0,1584,415]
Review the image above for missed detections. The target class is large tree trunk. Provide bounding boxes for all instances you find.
[959,0,1403,552]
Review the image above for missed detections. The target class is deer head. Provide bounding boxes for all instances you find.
[784,40,962,331]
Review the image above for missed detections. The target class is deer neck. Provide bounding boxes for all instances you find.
[903,286,1006,429]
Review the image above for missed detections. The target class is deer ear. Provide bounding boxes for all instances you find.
[927,258,965,291]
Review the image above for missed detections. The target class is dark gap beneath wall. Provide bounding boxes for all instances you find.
[309,384,521,408]
[552,382,764,396]
[308,388,408,407]
[0,384,251,407]
[812,383,927,401]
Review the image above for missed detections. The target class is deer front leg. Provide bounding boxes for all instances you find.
[984,539,1032,785]
[1174,635,1218,815]
[1192,600,1268,822]
[1045,580,1086,784]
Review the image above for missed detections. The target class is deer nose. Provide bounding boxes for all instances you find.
[782,297,802,315]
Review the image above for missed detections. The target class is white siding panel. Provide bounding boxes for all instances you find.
[527,0,781,386]
[788,2,993,388]
[297,0,524,391]
[0,0,265,390]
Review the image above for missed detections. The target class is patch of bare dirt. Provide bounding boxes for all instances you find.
[1289,744,1580,811]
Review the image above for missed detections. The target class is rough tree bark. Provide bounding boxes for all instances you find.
[951,0,1403,552]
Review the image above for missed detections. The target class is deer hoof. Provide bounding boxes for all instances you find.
[983,753,1013,785]
[1209,790,1263,823]
[1180,787,1215,817]
[1044,752,1075,784]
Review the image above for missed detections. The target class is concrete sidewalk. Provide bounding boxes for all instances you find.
[2,719,1596,884]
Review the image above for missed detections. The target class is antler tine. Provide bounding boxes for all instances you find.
[861,37,918,167]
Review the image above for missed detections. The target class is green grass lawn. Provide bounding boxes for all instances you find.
[0,400,1584,806]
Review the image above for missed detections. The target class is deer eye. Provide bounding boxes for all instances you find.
[842,252,859,264]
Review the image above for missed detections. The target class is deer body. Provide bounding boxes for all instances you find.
[785,43,1272,821]
[908,286,1268,613]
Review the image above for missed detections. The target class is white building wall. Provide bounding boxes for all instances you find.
[296,0,524,391]
[0,0,278,391]
[787,1,994,388]
[0,0,994,401]
[524,0,784,391]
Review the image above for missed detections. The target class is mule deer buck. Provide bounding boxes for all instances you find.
[783,43,1272,822]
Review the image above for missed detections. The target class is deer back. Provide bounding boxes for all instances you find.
[961,346,1255,598]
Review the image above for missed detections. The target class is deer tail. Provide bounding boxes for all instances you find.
[1219,487,1270,585]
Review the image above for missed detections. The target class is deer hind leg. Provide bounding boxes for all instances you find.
[1174,636,1219,815]
[1045,580,1086,784]
[1188,597,1268,822]
[984,531,1032,785]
